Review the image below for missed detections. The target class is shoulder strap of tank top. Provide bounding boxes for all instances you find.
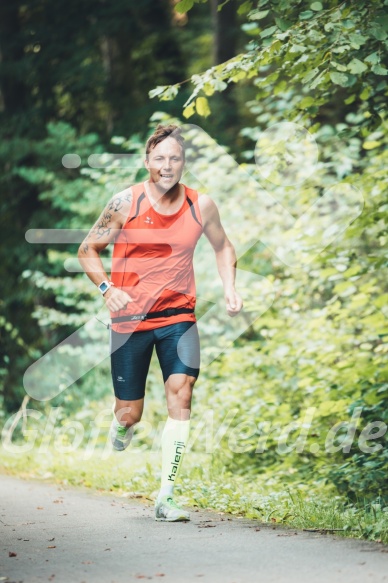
[125,183,202,227]
[125,183,146,224]
[185,187,202,227]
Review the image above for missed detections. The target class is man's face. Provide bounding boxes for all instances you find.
[145,137,185,191]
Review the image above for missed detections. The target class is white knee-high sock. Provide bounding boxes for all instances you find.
[158,416,190,501]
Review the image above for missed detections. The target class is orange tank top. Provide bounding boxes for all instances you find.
[110,182,203,333]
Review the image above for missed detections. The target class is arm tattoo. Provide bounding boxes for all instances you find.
[95,211,112,238]
[83,211,112,243]
[107,191,132,213]
[82,190,132,250]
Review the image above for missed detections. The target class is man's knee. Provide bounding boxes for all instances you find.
[114,401,143,427]
[168,373,196,390]
[172,388,191,412]
[167,375,196,405]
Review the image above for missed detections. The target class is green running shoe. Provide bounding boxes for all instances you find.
[155,496,190,522]
[109,416,133,451]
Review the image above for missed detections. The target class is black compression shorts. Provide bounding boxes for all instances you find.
[110,321,200,401]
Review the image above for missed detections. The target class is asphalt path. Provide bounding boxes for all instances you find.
[0,474,387,583]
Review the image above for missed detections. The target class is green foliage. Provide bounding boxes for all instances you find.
[147,1,388,503]
[189,120,388,502]
[151,0,387,133]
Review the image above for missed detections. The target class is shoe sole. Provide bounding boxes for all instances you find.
[110,436,129,451]
[109,423,131,451]
[110,405,131,452]
[155,516,190,522]
[112,444,127,451]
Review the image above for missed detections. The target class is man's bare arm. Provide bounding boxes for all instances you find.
[78,188,133,312]
[199,195,243,317]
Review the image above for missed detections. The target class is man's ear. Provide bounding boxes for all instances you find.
[144,157,149,170]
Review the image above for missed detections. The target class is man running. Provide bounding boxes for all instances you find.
[78,124,243,521]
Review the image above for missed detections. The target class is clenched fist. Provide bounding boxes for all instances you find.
[104,287,133,312]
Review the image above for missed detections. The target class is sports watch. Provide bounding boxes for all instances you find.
[98,280,114,295]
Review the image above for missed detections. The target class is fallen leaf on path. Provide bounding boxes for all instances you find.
[48,538,55,542]
[47,546,56,549]
[36,507,44,510]
[8,551,17,557]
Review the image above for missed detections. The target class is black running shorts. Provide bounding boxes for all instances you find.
[110,321,200,401]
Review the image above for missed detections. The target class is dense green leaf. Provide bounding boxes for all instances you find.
[249,10,270,20]
[238,1,253,15]
[372,64,388,75]
[274,17,293,31]
[364,52,380,64]
[369,26,387,41]
[330,71,351,86]
[175,0,195,14]
[260,25,278,38]
[195,96,211,117]
[347,58,368,74]
[299,10,314,19]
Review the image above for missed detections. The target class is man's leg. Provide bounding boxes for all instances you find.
[114,397,144,426]
[109,397,144,451]
[160,372,195,490]
[109,328,153,451]
[154,322,200,521]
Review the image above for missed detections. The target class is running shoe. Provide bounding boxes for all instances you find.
[155,496,190,522]
[109,415,133,451]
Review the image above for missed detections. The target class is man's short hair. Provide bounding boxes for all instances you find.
[145,124,185,159]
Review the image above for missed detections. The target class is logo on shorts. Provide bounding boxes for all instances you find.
[144,216,153,224]
[117,376,125,382]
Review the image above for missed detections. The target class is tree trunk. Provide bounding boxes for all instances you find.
[210,0,238,65]
[209,0,239,144]
[0,0,27,114]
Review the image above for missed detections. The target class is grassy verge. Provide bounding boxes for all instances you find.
[1,444,387,544]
